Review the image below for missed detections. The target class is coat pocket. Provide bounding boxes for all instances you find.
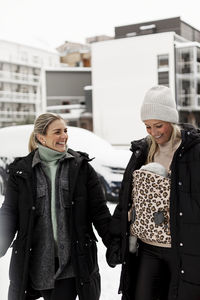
[60,180,72,208]
[181,254,200,284]
[79,271,100,300]
[36,185,46,215]
[85,237,98,274]
[76,235,98,282]
[9,239,26,284]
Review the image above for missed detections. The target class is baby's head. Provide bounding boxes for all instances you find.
[140,162,168,178]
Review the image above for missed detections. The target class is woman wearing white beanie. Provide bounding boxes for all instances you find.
[107,85,200,299]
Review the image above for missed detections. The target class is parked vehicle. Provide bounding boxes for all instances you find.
[0,125,131,203]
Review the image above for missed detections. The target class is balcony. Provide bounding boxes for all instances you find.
[0,111,36,122]
[177,94,200,111]
[0,70,40,86]
[176,61,194,74]
[47,104,86,120]
[0,91,38,104]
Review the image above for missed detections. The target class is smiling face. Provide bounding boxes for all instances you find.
[37,118,68,152]
[144,119,173,145]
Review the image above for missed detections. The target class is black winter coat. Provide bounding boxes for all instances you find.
[0,148,111,300]
[107,124,200,300]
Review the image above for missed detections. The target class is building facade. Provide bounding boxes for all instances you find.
[115,17,200,127]
[91,17,200,147]
[115,17,200,42]
[0,40,60,127]
[176,42,200,125]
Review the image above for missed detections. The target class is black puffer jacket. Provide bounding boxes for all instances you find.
[0,148,111,300]
[107,124,200,300]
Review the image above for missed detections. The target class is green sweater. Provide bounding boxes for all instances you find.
[38,144,67,242]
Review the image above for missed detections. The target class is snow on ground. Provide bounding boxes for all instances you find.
[0,201,121,300]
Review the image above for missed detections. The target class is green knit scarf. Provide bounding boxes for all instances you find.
[38,144,67,243]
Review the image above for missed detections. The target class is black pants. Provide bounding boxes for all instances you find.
[134,241,176,300]
[40,278,77,300]
[134,241,200,300]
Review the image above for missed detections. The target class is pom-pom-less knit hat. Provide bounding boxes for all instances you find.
[140,85,179,123]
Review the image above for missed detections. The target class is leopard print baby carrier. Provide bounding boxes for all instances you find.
[130,169,171,245]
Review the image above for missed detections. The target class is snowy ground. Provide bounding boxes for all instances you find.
[0,200,121,300]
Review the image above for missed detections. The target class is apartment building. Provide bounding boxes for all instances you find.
[91,17,200,147]
[0,39,60,127]
[115,17,200,126]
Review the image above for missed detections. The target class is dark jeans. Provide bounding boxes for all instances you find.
[40,278,77,300]
[134,241,176,300]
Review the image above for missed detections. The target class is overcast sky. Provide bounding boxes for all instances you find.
[0,0,200,50]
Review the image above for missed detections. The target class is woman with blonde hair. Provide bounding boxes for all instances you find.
[0,113,111,300]
[107,85,200,299]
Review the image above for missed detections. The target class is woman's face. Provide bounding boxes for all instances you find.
[144,120,173,145]
[38,119,68,152]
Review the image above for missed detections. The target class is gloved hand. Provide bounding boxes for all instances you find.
[106,238,122,268]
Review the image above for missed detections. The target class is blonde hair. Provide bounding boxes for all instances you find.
[28,113,64,152]
[147,124,181,163]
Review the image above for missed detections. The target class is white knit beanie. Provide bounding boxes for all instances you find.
[140,85,179,123]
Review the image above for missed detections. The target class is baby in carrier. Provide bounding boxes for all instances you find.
[140,162,168,178]
[129,162,170,253]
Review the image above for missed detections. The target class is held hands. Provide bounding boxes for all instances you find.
[106,238,122,268]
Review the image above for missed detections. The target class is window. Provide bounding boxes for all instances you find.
[158,72,169,86]
[157,54,169,86]
[32,55,39,64]
[126,32,137,37]
[21,51,28,62]
[139,24,156,35]
[158,54,169,69]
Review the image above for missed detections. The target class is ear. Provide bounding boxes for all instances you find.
[36,133,46,145]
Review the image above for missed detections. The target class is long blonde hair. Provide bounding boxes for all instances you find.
[146,124,181,163]
[28,113,64,152]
